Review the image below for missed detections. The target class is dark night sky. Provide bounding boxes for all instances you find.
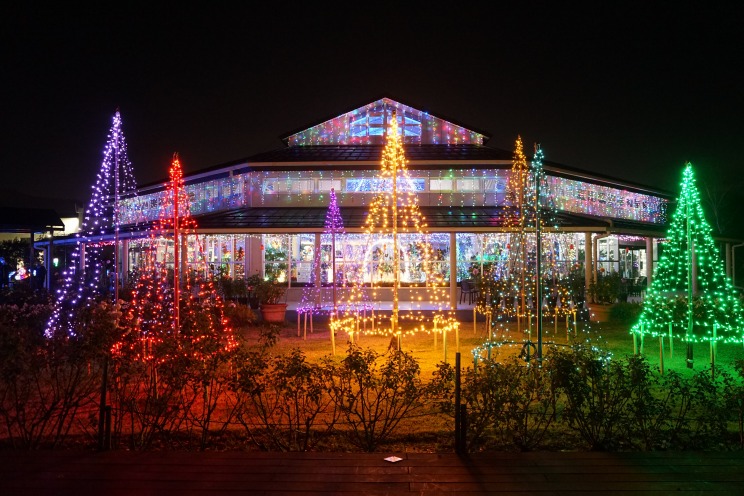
[2,3,743,216]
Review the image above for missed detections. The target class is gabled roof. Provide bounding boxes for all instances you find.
[282,97,489,147]
[246,144,512,166]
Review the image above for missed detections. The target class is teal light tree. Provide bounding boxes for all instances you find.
[631,163,744,369]
[46,110,138,337]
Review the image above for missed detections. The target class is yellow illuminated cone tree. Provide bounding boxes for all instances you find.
[333,110,457,351]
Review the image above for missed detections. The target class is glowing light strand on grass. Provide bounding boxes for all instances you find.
[46,110,139,337]
[111,153,237,365]
[630,163,744,347]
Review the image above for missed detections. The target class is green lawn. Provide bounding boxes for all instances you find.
[240,317,744,379]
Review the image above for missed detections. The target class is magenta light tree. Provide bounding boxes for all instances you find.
[297,188,346,315]
[46,110,139,337]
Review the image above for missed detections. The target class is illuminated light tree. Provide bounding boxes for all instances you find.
[46,109,139,337]
[477,140,574,362]
[297,187,355,353]
[631,163,744,370]
[487,137,542,332]
[112,153,237,366]
[333,110,457,351]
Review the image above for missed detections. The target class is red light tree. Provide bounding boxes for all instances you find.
[113,153,237,365]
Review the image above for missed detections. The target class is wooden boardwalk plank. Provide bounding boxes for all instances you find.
[1,450,744,495]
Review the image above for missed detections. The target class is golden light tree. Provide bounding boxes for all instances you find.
[478,139,575,354]
[332,111,457,350]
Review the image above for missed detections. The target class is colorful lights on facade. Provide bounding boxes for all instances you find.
[119,168,667,227]
[286,97,485,146]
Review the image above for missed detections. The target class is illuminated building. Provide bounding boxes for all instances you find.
[50,97,684,309]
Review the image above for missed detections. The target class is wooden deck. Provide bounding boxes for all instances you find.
[2,450,744,495]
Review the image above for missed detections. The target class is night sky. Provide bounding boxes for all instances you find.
[2,3,743,225]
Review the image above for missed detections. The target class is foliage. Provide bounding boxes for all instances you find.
[567,265,586,302]
[217,276,249,301]
[430,357,557,451]
[548,344,632,450]
[609,302,643,324]
[0,299,115,449]
[327,346,426,452]
[255,280,287,305]
[0,238,30,267]
[223,303,258,327]
[587,271,622,304]
[231,347,337,451]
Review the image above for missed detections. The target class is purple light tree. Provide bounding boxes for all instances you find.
[297,188,353,353]
[46,110,138,337]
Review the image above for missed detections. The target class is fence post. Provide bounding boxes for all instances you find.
[458,404,467,455]
[454,352,461,453]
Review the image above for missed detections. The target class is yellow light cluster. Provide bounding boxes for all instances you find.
[332,112,452,342]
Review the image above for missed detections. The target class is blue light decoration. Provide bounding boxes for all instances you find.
[286,97,485,146]
[46,110,138,337]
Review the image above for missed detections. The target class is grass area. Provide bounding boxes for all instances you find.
[240,317,744,379]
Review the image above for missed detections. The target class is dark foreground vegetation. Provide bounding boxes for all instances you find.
[1,286,743,453]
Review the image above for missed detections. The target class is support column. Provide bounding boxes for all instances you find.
[314,233,321,288]
[725,242,732,278]
[29,230,35,268]
[450,232,457,310]
[645,237,654,287]
[181,235,188,284]
[47,236,54,289]
[584,231,592,301]
[121,239,130,286]
[592,234,599,284]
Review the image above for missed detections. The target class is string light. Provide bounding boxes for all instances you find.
[631,163,744,346]
[46,110,139,337]
[331,111,458,341]
[112,153,237,365]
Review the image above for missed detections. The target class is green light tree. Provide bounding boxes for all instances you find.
[631,163,744,369]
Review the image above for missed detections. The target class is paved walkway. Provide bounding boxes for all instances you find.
[2,450,743,495]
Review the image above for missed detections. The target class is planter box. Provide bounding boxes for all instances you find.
[260,303,287,323]
[588,303,614,322]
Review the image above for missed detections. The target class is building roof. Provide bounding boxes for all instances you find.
[245,144,512,166]
[281,96,491,146]
[0,207,65,233]
[190,206,665,235]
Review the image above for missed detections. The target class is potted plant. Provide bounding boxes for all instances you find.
[245,274,263,309]
[587,270,622,321]
[255,279,288,323]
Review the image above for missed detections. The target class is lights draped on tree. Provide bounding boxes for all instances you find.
[112,153,237,364]
[297,187,352,315]
[331,111,457,345]
[631,163,744,363]
[46,110,139,337]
